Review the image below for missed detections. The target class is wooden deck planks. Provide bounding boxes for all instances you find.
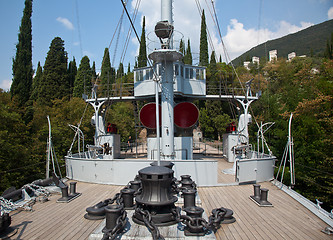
[198,182,331,240]
[8,178,332,240]
[10,182,122,240]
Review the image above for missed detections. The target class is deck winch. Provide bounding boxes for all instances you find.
[132,165,179,226]
[85,162,236,239]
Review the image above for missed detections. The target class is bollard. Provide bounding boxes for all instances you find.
[121,188,135,209]
[61,186,69,200]
[69,182,77,196]
[103,205,124,233]
[253,184,261,201]
[183,206,205,236]
[129,180,141,192]
[180,175,194,190]
[260,188,271,205]
[182,188,196,209]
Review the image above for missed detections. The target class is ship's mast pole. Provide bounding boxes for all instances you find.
[161,0,174,160]
[161,0,173,48]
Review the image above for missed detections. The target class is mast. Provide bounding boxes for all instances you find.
[46,116,51,178]
[158,0,177,160]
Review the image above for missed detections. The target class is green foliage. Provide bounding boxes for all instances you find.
[100,48,115,91]
[31,62,42,101]
[0,90,31,192]
[10,0,33,108]
[73,56,92,98]
[138,16,147,68]
[179,39,185,55]
[249,57,333,211]
[184,39,192,65]
[324,32,333,59]
[38,37,69,106]
[199,101,232,140]
[199,10,209,67]
[68,57,77,95]
[117,63,124,79]
[106,102,135,142]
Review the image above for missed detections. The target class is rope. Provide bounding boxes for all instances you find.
[0,161,45,174]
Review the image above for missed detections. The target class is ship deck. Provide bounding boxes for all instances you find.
[7,158,331,240]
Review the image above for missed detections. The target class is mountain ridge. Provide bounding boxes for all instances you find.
[231,19,333,65]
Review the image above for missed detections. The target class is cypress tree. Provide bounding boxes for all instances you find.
[199,10,209,67]
[127,63,131,73]
[179,39,185,55]
[38,37,68,105]
[30,61,42,101]
[184,39,192,65]
[100,48,114,86]
[325,32,333,59]
[11,0,33,107]
[117,63,124,79]
[138,16,147,68]
[209,51,217,73]
[73,56,91,98]
[68,57,77,95]
[91,61,97,83]
[179,39,185,63]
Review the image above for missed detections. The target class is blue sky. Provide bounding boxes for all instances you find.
[0,0,332,91]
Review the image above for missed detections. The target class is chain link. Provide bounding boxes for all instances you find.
[0,185,49,214]
[102,208,128,240]
[136,206,165,240]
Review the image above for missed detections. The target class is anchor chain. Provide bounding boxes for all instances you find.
[135,207,165,240]
[208,207,227,231]
[171,206,227,234]
[103,192,123,206]
[102,208,127,240]
[23,183,50,202]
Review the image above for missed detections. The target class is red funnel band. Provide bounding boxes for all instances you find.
[174,102,199,128]
[140,103,161,129]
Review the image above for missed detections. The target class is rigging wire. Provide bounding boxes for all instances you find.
[112,10,125,67]
[0,161,46,174]
[120,0,141,64]
[75,0,83,58]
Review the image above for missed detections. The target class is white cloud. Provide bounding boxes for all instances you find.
[212,19,313,61]
[56,17,74,30]
[328,7,333,20]
[132,0,314,62]
[0,79,12,91]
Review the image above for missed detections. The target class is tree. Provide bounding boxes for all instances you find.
[30,61,42,101]
[38,37,68,106]
[68,57,77,95]
[199,9,209,67]
[91,61,97,81]
[0,90,31,192]
[209,51,217,73]
[100,48,115,88]
[324,32,333,59]
[138,16,147,68]
[10,0,33,107]
[184,39,192,65]
[73,56,92,98]
[117,62,124,79]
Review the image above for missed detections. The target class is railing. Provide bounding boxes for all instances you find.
[193,141,223,155]
[84,81,250,99]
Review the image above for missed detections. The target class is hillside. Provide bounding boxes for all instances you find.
[232,19,333,65]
